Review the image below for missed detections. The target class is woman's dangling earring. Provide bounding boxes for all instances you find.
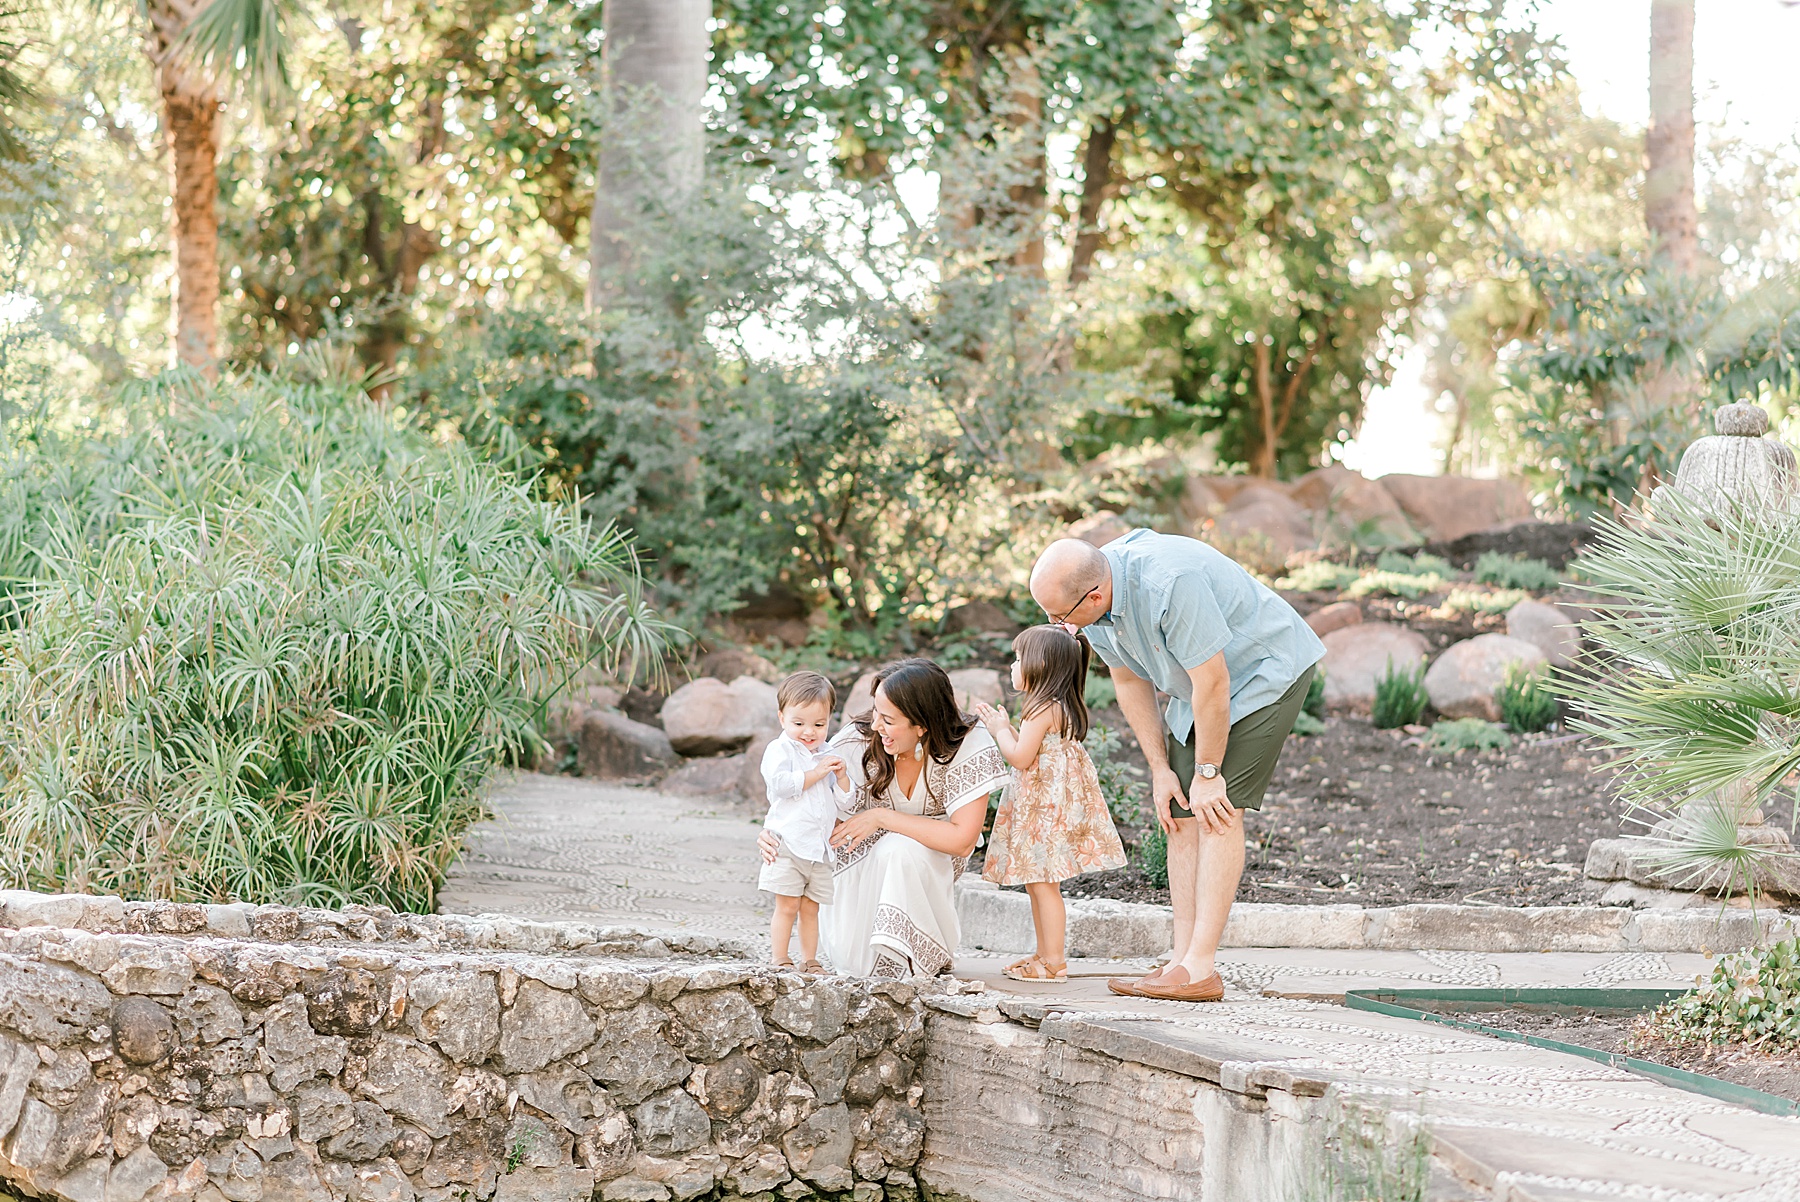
[913,741,924,761]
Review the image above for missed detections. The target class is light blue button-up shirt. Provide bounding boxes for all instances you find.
[1084,529,1324,742]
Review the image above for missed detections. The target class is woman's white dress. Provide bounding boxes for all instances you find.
[820,724,1010,978]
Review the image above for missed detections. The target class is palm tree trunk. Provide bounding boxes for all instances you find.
[588,0,710,308]
[146,0,221,374]
[159,60,220,372]
[1646,0,1697,272]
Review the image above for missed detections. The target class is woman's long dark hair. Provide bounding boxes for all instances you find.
[855,658,974,802]
[1012,624,1091,742]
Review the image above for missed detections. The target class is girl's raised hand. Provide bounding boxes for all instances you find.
[971,699,1009,732]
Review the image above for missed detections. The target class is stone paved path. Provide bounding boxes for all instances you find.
[443,774,1793,1199]
[436,772,772,944]
[442,773,1706,992]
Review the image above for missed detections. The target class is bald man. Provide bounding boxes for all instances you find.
[1032,530,1323,1001]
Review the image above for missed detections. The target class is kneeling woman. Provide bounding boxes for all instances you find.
[764,658,1009,977]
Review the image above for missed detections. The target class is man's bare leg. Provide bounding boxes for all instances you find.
[1169,810,1244,980]
[1166,817,1200,967]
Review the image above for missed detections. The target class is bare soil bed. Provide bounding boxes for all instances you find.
[1061,710,1628,908]
[1430,1006,1800,1106]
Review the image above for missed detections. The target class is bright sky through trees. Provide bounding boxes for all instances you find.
[1342,0,1800,479]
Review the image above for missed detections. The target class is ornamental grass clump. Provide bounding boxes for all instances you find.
[1495,663,1559,733]
[1371,660,1428,729]
[0,372,671,911]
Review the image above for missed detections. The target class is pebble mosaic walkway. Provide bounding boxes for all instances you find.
[441,773,1795,1199]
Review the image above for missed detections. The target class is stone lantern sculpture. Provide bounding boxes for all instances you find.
[1650,400,1799,517]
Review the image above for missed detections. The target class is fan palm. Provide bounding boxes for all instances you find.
[1564,488,1800,901]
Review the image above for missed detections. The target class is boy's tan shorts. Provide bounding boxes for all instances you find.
[758,847,835,904]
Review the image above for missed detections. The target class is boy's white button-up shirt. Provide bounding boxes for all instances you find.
[760,734,850,865]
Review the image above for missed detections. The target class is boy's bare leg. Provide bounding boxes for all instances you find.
[797,897,820,963]
[770,895,801,964]
[1024,881,1066,966]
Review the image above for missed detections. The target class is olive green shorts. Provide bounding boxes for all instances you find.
[1166,665,1316,816]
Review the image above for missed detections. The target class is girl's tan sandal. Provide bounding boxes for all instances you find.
[1003,958,1068,982]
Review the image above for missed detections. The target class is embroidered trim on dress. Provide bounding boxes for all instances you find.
[871,902,952,977]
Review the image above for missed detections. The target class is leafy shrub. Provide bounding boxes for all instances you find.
[1291,710,1326,736]
[1441,587,1530,616]
[1085,725,1144,826]
[1473,552,1560,591]
[1648,938,1800,1048]
[1371,661,1429,728]
[1424,718,1511,752]
[1304,671,1326,718]
[0,374,670,910]
[1495,663,1559,732]
[1376,550,1452,577]
[1084,673,1118,712]
[1273,561,1362,593]
[1344,570,1447,600]
[1136,825,1169,889]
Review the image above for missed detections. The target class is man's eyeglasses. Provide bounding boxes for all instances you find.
[1045,591,1094,630]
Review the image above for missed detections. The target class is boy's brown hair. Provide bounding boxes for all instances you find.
[776,670,837,713]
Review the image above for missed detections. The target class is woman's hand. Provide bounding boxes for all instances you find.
[971,700,1010,734]
[756,829,781,863]
[830,808,889,850]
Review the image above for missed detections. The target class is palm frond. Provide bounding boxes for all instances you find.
[171,0,291,111]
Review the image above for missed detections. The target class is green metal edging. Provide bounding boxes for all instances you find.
[1344,987,1800,1119]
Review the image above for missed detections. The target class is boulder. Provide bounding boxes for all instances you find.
[1378,475,1534,543]
[1209,485,1316,571]
[1319,623,1430,709]
[1067,511,1133,547]
[661,754,751,799]
[1505,599,1583,670]
[1289,466,1418,548]
[1305,601,1362,638]
[942,602,1020,637]
[1176,477,1225,534]
[738,735,775,803]
[578,711,679,781]
[1192,475,1257,505]
[841,672,879,724]
[660,677,781,756]
[698,648,780,684]
[1423,634,1547,721]
[946,668,1004,712]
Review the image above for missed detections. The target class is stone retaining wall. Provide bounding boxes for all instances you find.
[0,892,928,1202]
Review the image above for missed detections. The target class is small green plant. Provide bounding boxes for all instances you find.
[1473,552,1560,591]
[1136,824,1169,888]
[1273,561,1362,592]
[1084,673,1118,712]
[1344,570,1447,600]
[1085,725,1144,826]
[1371,661,1428,729]
[1304,671,1326,718]
[505,1132,536,1173]
[1291,710,1326,736]
[1424,718,1511,752]
[1376,550,1452,577]
[1440,587,1529,616]
[1647,937,1800,1049]
[1495,663,1558,732]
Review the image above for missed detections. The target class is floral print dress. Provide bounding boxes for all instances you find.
[983,731,1127,886]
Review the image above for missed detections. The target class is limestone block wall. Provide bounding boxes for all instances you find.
[0,891,928,1202]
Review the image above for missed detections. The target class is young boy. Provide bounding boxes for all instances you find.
[759,671,852,972]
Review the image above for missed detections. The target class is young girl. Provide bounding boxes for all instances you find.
[972,624,1127,982]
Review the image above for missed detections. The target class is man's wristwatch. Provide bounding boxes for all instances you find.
[1195,762,1221,780]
